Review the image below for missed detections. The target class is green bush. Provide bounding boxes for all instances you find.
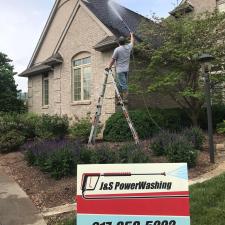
[24,139,82,179]
[166,136,198,168]
[20,113,41,139]
[90,145,119,164]
[42,148,77,179]
[118,144,150,163]
[217,120,225,134]
[103,110,160,142]
[36,114,69,139]
[150,131,175,156]
[103,109,191,142]
[24,140,151,179]
[0,130,25,153]
[182,127,205,150]
[69,118,92,141]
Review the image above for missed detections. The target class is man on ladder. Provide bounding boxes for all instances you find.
[88,32,139,145]
[107,32,134,104]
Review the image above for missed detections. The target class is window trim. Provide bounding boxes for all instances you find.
[42,75,49,107]
[72,56,91,102]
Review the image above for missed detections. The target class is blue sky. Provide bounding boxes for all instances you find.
[0,0,180,92]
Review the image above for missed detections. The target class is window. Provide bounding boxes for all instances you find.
[42,75,49,106]
[72,56,91,101]
[217,0,225,12]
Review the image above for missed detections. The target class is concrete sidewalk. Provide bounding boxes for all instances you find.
[0,170,47,225]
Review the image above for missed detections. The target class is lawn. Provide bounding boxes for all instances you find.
[190,173,225,225]
[59,173,225,225]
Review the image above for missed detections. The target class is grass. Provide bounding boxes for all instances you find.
[59,173,225,225]
[57,218,75,225]
[190,173,225,225]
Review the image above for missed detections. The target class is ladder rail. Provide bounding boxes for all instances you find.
[88,69,140,145]
[88,71,109,144]
[108,71,140,145]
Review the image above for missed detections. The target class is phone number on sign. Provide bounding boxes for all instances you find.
[93,221,176,225]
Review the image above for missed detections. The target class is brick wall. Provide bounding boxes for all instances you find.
[190,0,217,14]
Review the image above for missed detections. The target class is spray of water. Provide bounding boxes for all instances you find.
[108,0,132,32]
[108,0,123,21]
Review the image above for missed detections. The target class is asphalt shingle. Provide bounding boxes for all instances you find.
[82,0,146,37]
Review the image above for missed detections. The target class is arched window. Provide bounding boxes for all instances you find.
[72,53,91,101]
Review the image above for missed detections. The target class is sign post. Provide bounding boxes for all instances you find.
[77,163,190,225]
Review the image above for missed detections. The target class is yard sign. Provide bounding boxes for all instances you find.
[77,163,190,225]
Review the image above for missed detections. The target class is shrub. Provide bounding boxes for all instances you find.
[103,109,191,142]
[0,113,22,133]
[182,127,205,150]
[150,131,176,156]
[165,135,198,168]
[69,118,92,141]
[24,139,82,179]
[20,113,41,139]
[36,114,69,139]
[0,113,66,140]
[90,145,119,164]
[118,144,150,163]
[42,148,77,179]
[0,130,25,153]
[103,110,160,142]
[217,120,225,134]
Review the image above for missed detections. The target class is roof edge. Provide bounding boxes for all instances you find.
[28,0,60,68]
[53,0,114,53]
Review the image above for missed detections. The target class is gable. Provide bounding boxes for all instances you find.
[30,0,79,67]
[58,5,110,58]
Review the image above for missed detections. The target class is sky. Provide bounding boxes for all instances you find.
[0,0,180,92]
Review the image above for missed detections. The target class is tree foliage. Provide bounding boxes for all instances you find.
[0,52,25,112]
[132,12,225,125]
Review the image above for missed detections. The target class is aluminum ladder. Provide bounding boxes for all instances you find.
[88,69,140,145]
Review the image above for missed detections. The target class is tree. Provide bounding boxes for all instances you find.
[132,12,225,126]
[0,52,25,113]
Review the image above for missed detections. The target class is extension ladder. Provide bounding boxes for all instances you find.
[88,69,140,145]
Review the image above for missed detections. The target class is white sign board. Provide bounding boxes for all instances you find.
[77,163,190,225]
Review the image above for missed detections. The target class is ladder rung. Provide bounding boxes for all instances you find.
[104,97,115,100]
[105,112,114,115]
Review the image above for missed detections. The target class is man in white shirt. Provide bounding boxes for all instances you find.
[107,32,134,103]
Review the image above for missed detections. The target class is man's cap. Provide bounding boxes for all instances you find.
[118,36,126,45]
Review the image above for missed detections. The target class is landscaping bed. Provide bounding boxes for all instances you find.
[1,135,225,211]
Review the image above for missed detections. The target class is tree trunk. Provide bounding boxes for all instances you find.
[189,112,199,127]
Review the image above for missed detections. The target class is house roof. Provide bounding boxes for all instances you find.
[44,52,63,66]
[21,0,150,76]
[19,53,63,77]
[19,64,52,77]
[170,1,194,17]
[94,36,118,52]
[82,0,147,37]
